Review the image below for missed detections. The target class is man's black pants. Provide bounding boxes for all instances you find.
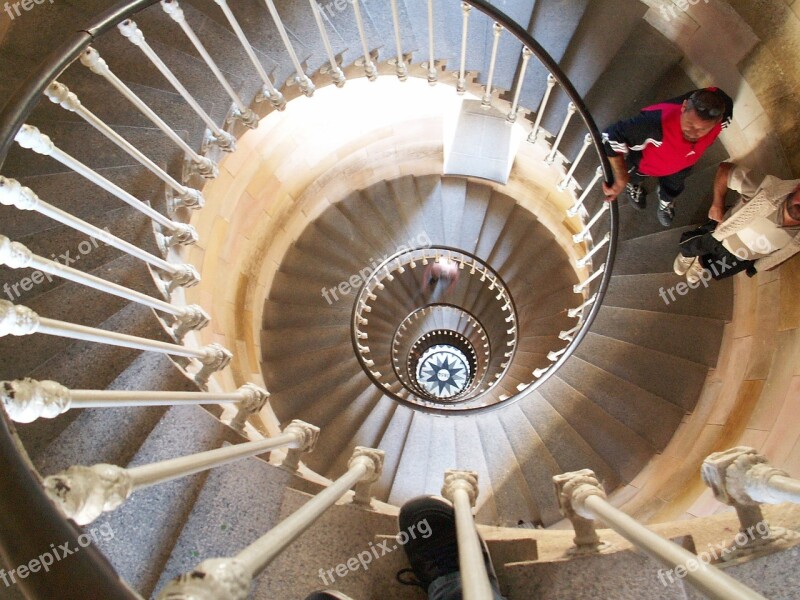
[678,220,756,280]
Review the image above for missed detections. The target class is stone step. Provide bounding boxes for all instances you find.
[555,355,684,450]
[361,0,421,62]
[372,403,415,502]
[153,453,297,597]
[90,404,230,597]
[537,374,654,483]
[574,331,709,412]
[603,272,733,321]
[32,352,197,477]
[590,304,725,367]
[474,411,538,527]
[452,415,499,525]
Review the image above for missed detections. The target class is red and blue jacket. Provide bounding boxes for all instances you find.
[602,89,734,178]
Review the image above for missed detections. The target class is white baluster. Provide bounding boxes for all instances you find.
[528,73,556,143]
[567,293,598,318]
[442,471,493,600]
[0,379,266,424]
[118,19,236,151]
[457,2,471,94]
[572,202,610,243]
[576,233,610,268]
[568,165,604,217]
[45,81,204,210]
[43,420,317,525]
[260,0,315,95]
[546,346,568,361]
[558,133,592,191]
[506,46,531,124]
[157,447,383,599]
[0,235,207,340]
[80,47,218,178]
[213,0,287,108]
[532,366,550,378]
[0,300,230,386]
[546,102,576,164]
[161,0,258,128]
[389,0,408,81]
[481,22,503,108]
[573,263,605,294]
[352,0,378,81]
[558,323,581,341]
[15,125,197,246]
[0,177,198,289]
[426,0,437,84]
[306,0,345,87]
[556,469,769,600]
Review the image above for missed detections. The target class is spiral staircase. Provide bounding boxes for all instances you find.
[0,0,798,598]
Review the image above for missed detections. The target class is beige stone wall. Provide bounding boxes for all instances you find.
[611,0,800,522]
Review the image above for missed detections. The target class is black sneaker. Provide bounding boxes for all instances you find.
[396,496,500,592]
[657,200,675,227]
[304,592,356,600]
[396,496,460,591]
[625,183,647,210]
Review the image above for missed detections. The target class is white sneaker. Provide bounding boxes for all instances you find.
[686,259,707,284]
[673,254,696,276]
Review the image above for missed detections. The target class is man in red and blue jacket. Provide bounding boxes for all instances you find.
[601,88,734,227]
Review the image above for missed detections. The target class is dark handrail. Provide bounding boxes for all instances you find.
[0,2,160,598]
[460,0,618,406]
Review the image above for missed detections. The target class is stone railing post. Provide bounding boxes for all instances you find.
[278,420,320,472]
[554,469,608,555]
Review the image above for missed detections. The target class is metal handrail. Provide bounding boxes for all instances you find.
[0,0,619,596]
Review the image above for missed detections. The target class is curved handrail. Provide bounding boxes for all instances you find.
[0,0,619,593]
[0,2,160,598]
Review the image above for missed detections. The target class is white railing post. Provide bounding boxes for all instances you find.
[442,470,493,600]
[554,469,607,554]
[576,233,610,268]
[568,165,604,217]
[42,420,319,526]
[701,447,800,557]
[506,46,531,124]
[547,346,568,361]
[156,446,384,599]
[229,384,271,433]
[117,19,237,151]
[426,0,437,84]
[278,420,321,472]
[546,102,576,164]
[0,177,199,290]
[0,380,268,423]
[306,0,345,88]
[0,301,229,386]
[389,0,408,81]
[161,0,258,128]
[80,47,218,178]
[558,323,581,342]
[212,0,287,108]
[45,81,204,210]
[481,22,503,108]
[0,235,207,340]
[572,202,610,244]
[559,133,592,190]
[573,263,605,294]
[557,469,769,600]
[527,73,556,142]
[14,125,198,246]
[260,0,315,95]
[352,0,378,81]
[457,2,471,94]
[567,293,597,318]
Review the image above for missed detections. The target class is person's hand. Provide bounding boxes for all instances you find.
[602,174,627,202]
[708,204,724,222]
